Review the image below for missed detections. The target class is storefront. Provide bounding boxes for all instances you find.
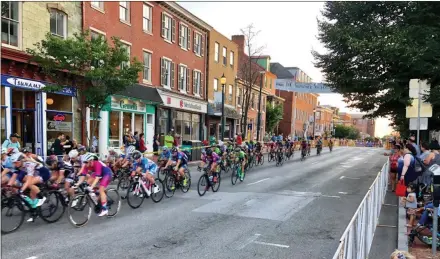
[1,74,76,156]
[206,102,241,141]
[156,89,207,144]
[94,84,162,157]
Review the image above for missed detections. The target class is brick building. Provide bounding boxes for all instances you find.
[83,1,211,154]
[338,112,352,126]
[270,63,318,138]
[350,113,375,138]
[315,106,334,137]
[1,2,82,156]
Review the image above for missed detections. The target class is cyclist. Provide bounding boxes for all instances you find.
[329,138,334,151]
[131,151,157,188]
[80,154,113,216]
[307,140,312,156]
[235,147,246,181]
[202,148,220,182]
[158,146,171,169]
[301,140,308,158]
[166,147,189,186]
[316,137,323,154]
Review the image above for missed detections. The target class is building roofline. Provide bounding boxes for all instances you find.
[163,2,213,31]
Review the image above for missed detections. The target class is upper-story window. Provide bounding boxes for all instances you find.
[214,42,219,62]
[230,51,234,67]
[236,88,242,107]
[228,85,233,101]
[178,64,189,92]
[193,70,202,96]
[119,1,130,23]
[50,9,67,39]
[161,57,175,88]
[143,51,152,82]
[142,3,152,33]
[91,1,104,11]
[1,1,19,47]
[179,23,190,50]
[194,32,203,56]
[120,43,130,69]
[213,78,218,92]
[222,47,227,66]
[161,13,175,43]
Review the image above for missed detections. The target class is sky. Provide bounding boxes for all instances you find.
[179,1,393,137]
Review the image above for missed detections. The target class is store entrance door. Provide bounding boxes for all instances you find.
[11,109,35,152]
[145,114,154,152]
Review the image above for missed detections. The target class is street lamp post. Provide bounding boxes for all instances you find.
[312,109,317,139]
[220,74,227,141]
[256,72,264,141]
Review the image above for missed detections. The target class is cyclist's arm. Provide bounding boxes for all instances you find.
[1,168,10,177]
[175,159,181,169]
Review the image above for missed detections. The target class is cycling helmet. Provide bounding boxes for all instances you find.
[162,146,168,151]
[205,148,213,156]
[68,149,79,159]
[171,147,178,153]
[84,153,97,162]
[234,147,241,152]
[126,146,136,155]
[131,151,142,160]
[20,148,30,154]
[46,156,57,166]
[77,145,86,153]
[10,152,25,163]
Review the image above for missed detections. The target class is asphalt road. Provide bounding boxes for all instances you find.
[2,147,388,259]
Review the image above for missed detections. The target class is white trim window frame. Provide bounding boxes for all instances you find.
[222,46,227,66]
[142,51,152,83]
[230,51,234,67]
[161,57,174,89]
[178,64,188,92]
[179,22,189,50]
[91,1,104,11]
[193,70,201,96]
[193,32,202,56]
[228,84,233,102]
[120,42,131,69]
[142,2,152,33]
[50,9,67,39]
[1,1,20,48]
[119,1,130,23]
[214,42,219,63]
[161,12,174,43]
[213,78,218,92]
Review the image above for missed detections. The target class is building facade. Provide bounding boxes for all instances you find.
[350,113,375,138]
[83,1,211,154]
[338,112,352,126]
[315,106,334,137]
[1,2,82,156]
[206,29,240,140]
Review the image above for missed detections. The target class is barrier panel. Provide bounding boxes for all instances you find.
[332,160,389,259]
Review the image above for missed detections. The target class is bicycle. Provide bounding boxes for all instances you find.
[231,159,246,185]
[317,146,322,156]
[300,148,307,161]
[163,166,191,198]
[197,165,221,196]
[116,167,132,199]
[126,174,165,208]
[255,151,264,166]
[1,185,65,234]
[67,182,121,227]
[275,148,284,167]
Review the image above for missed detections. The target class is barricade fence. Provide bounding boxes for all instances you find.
[332,160,389,259]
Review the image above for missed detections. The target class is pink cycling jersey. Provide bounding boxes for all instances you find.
[202,152,220,163]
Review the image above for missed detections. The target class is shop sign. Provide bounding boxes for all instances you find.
[1,75,76,96]
[53,114,66,121]
[47,121,72,132]
[111,97,146,112]
[159,92,207,113]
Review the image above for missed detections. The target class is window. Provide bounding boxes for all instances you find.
[213,78,218,92]
[143,51,152,82]
[179,23,190,50]
[1,1,19,47]
[228,85,233,102]
[237,88,241,107]
[161,58,174,88]
[161,13,175,42]
[222,47,227,65]
[194,32,202,56]
[90,30,104,68]
[120,43,130,69]
[230,51,234,67]
[142,3,152,33]
[119,1,130,22]
[50,9,67,38]
[214,42,219,62]
[91,1,104,10]
[178,64,188,92]
[193,70,202,95]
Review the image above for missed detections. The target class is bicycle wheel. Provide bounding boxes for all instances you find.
[126,181,145,209]
[158,168,167,181]
[197,174,209,196]
[267,152,273,162]
[211,172,221,192]
[117,176,131,199]
[1,196,25,234]
[164,175,176,198]
[180,171,191,193]
[259,154,265,165]
[106,189,121,217]
[40,190,65,223]
[151,179,165,203]
[231,166,239,185]
[68,194,92,227]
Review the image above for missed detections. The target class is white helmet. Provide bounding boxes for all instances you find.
[68,150,79,159]
[83,153,97,162]
[126,146,136,155]
[10,152,25,163]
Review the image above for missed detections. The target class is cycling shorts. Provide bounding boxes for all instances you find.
[177,163,188,171]
[91,167,113,188]
[13,170,27,183]
[36,167,51,183]
[64,169,76,183]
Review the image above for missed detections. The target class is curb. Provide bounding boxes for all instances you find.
[397,203,409,252]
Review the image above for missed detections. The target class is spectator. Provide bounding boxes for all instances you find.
[63,135,74,154]
[419,142,431,161]
[236,133,242,146]
[138,133,147,152]
[2,133,21,149]
[209,133,216,146]
[164,129,174,148]
[398,144,418,186]
[424,142,440,166]
[71,139,78,151]
[134,131,140,150]
[173,132,180,147]
[390,250,415,259]
[153,133,159,154]
[389,144,400,192]
[134,131,139,142]
[408,135,421,157]
[52,132,66,161]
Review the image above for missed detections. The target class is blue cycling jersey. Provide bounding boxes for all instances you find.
[1,156,14,171]
[133,157,158,174]
[172,151,188,164]
[160,150,171,160]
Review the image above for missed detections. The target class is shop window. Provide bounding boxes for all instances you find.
[183,121,191,141]
[224,124,230,139]
[191,121,199,140]
[46,112,73,146]
[1,86,5,105]
[11,89,23,109]
[209,123,216,138]
[122,112,131,135]
[1,107,6,142]
[147,114,153,124]
[1,1,19,47]
[109,111,120,147]
[50,9,67,39]
[134,113,144,134]
[158,108,168,135]
[46,93,72,112]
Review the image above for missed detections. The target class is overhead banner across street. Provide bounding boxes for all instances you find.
[275,79,333,93]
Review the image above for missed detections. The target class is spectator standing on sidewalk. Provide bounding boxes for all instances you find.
[424,142,440,166]
[138,133,147,153]
[408,135,421,157]
[2,133,21,149]
[389,144,400,192]
[398,144,418,186]
[236,133,242,146]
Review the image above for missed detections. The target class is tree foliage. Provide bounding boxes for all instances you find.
[313,2,440,132]
[27,31,143,147]
[334,124,360,139]
[265,103,283,134]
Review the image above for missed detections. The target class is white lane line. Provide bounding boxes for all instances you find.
[341,165,352,168]
[253,241,290,248]
[247,178,270,186]
[340,176,345,179]
[237,234,261,250]
[340,176,360,180]
[25,257,38,259]
[321,195,341,199]
[339,192,348,195]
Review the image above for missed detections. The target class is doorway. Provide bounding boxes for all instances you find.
[11,110,35,151]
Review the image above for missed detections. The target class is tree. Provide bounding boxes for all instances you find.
[334,124,360,139]
[347,127,360,140]
[313,2,440,133]
[265,103,283,134]
[27,31,143,149]
[237,24,265,138]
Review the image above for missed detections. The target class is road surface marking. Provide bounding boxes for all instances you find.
[237,234,261,250]
[383,203,398,207]
[25,257,38,259]
[338,192,348,195]
[253,241,290,248]
[341,165,352,168]
[247,178,270,186]
[377,224,397,228]
[321,195,341,198]
[340,176,360,180]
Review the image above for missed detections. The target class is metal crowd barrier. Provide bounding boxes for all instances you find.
[332,160,389,259]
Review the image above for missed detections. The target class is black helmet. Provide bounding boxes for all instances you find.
[171,147,178,153]
[131,151,142,160]
[205,148,213,156]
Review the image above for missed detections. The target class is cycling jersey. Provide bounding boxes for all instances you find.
[214,147,222,156]
[202,152,220,164]
[172,151,188,165]
[2,156,14,171]
[62,160,76,182]
[133,157,158,175]
[160,150,171,160]
[236,150,246,160]
[83,160,112,187]
[255,143,262,152]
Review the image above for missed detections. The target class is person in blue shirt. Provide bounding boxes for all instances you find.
[1,148,16,185]
[131,151,157,185]
[165,147,189,186]
[2,133,21,150]
[277,134,283,142]
[157,146,171,172]
[271,135,277,142]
